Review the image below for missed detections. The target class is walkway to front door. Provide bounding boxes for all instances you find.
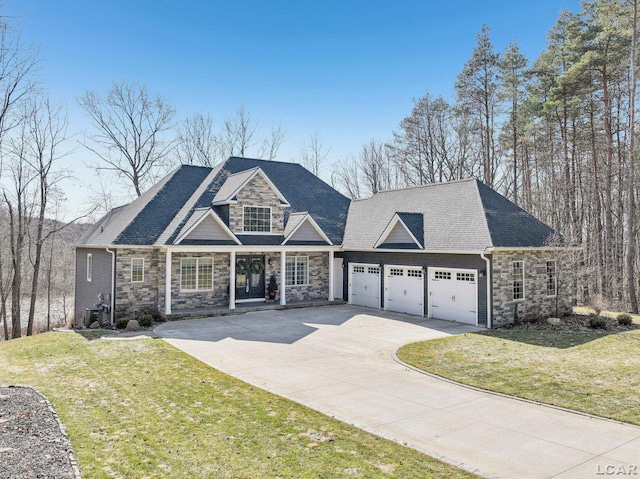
[235,255,265,301]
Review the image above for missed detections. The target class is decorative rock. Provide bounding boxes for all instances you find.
[89,321,100,329]
[547,317,562,325]
[125,319,140,331]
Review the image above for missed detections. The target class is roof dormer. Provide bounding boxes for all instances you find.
[374,212,424,249]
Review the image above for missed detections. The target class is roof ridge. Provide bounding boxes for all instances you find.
[351,178,477,201]
[472,179,494,248]
[228,156,302,167]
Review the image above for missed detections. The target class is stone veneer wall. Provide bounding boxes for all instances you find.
[228,174,286,234]
[170,252,230,310]
[284,252,329,303]
[492,250,575,327]
[114,248,161,317]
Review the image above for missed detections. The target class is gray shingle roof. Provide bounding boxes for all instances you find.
[343,179,557,251]
[76,157,351,247]
[211,168,258,204]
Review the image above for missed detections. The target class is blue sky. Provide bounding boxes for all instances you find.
[5,0,579,216]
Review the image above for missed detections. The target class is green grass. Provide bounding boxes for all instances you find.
[0,332,477,479]
[398,330,640,426]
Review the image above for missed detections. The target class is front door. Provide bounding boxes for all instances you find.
[236,255,266,301]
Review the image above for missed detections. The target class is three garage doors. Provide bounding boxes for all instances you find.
[348,263,478,325]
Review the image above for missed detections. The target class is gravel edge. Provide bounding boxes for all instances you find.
[4,385,82,479]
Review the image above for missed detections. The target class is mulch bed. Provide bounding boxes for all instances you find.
[0,386,79,479]
[497,314,640,333]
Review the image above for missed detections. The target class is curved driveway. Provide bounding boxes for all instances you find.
[156,305,640,479]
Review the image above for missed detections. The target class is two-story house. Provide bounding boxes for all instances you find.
[74,156,574,328]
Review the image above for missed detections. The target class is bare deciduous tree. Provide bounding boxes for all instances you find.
[257,122,287,161]
[79,80,176,196]
[222,105,257,158]
[176,113,221,166]
[300,133,329,177]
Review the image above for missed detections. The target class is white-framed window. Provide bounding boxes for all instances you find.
[390,268,404,276]
[243,206,271,232]
[285,256,309,286]
[407,269,422,278]
[513,261,524,300]
[546,260,557,297]
[180,257,213,291]
[353,265,365,273]
[131,258,144,283]
[368,266,380,275]
[86,253,92,282]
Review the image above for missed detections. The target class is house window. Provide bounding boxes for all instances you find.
[353,265,365,273]
[513,261,524,300]
[368,266,380,275]
[131,258,144,282]
[546,260,557,297]
[180,257,213,291]
[86,253,92,282]
[390,268,404,276]
[243,206,271,232]
[407,269,422,278]
[285,256,309,286]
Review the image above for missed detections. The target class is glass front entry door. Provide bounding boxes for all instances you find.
[236,255,266,301]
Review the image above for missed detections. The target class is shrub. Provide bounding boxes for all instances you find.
[138,314,154,327]
[588,316,607,330]
[617,314,633,326]
[115,317,130,330]
[588,293,610,316]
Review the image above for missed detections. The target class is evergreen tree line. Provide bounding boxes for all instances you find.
[332,1,640,313]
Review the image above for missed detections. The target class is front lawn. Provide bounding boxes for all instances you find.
[397,329,640,426]
[0,332,477,479]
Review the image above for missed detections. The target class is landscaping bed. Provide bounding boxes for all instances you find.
[499,314,640,334]
[0,386,77,479]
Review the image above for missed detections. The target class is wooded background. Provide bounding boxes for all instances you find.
[1,1,639,340]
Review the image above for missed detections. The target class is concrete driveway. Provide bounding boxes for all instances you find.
[155,305,640,479]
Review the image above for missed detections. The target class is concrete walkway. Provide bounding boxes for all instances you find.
[155,305,640,479]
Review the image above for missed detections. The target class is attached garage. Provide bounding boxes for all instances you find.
[348,263,380,309]
[427,267,477,325]
[384,265,424,316]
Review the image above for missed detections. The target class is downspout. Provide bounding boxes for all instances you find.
[106,248,116,326]
[480,249,492,329]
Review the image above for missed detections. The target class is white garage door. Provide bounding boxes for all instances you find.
[384,265,424,316]
[349,264,380,309]
[428,268,477,325]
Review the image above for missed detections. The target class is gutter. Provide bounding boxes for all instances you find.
[480,249,492,329]
[105,248,116,326]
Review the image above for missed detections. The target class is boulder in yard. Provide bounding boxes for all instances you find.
[125,319,140,331]
[547,317,562,325]
[89,321,100,329]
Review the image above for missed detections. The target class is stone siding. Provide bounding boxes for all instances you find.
[492,250,575,327]
[114,248,161,317]
[228,174,285,234]
[284,252,329,303]
[170,252,230,310]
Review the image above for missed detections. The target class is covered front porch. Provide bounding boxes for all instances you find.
[162,246,343,316]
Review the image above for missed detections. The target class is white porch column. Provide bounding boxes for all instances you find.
[280,250,287,305]
[165,249,172,315]
[229,251,236,310]
[328,250,334,301]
